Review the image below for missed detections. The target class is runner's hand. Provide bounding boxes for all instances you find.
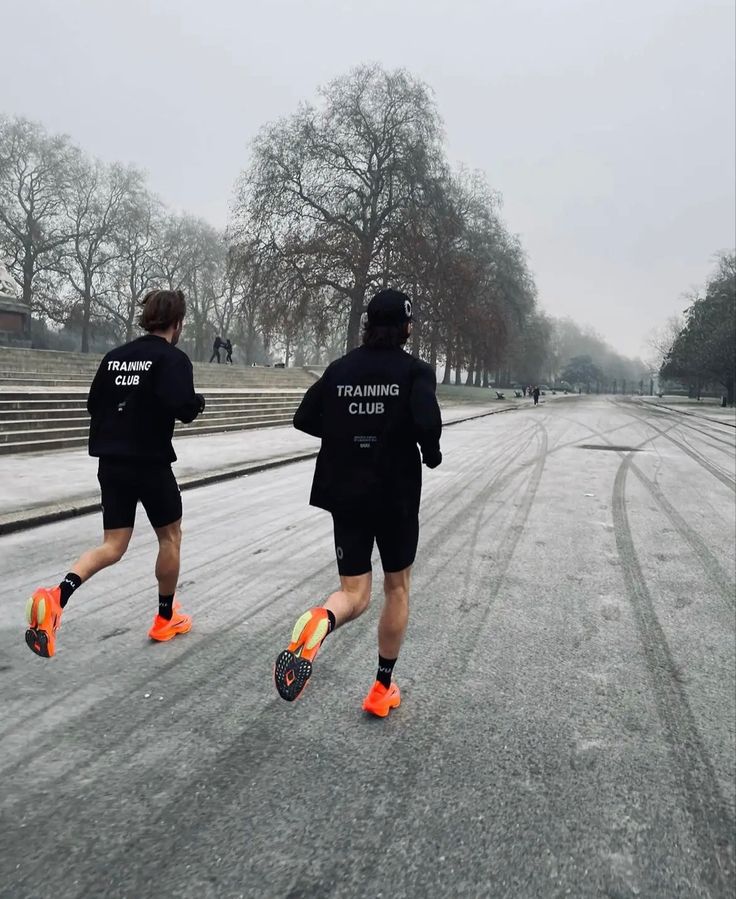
[423,448,442,469]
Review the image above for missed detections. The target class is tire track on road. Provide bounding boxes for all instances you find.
[338,422,550,875]
[628,462,735,610]
[0,421,551,894]
[565,416,735,614]
[612,454,735,895]
[0,419,540,779]
[632,400,736,441]
[55,420,552,895]
[613,400,735,493]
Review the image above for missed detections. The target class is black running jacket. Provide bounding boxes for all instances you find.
[294,346,442,515]
[86,334,203,463]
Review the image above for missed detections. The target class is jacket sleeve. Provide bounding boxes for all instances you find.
[410,362,442,466]
[155,353,202,424]
[86,358,107,416]
[293,376,326,438]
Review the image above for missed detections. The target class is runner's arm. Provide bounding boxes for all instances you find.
[155,354,203,423]
[293,377,325,437]
[410,362,442,468]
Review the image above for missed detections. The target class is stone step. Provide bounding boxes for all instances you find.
[0,366,99,375]
[0,399,300,423]
[0,417,294,454]
[0,409,298,444]
[0,370,313,387]
[0,388,305,401]
[0,402,300,429]
[0,357,316,389]
[0,372,311,385]
[0,399,91,413]
[0,377,93,387]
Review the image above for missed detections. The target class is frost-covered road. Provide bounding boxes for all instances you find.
[1,397,734,899]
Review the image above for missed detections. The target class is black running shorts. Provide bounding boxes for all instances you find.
[97,459,182,530]
[332,510,419,576]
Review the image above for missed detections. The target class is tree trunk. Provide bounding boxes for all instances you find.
[126,287,137,342]
[345,292,364,351]
[453,339,463,385]
[345,253,371,351]
[442,351,452,385]
[126,305,136,342]
[465,360,474,386]
[483,368,490,388]
[411,298,422,358]
[194,314,206,362]
[23,243,34,308]
[429,335,438,371]
[245,314,257,363]
[81,287,92,353]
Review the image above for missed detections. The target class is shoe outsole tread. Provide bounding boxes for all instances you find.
[25,627,50,658]
[274,649,312,702]
[24,588,61,658]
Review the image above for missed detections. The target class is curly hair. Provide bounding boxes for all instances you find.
[138,289,186,332]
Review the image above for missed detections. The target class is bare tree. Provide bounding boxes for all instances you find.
[0,116,77,310]
[234,64,443,351]
[105,185,164,341]
[58,159,136,352]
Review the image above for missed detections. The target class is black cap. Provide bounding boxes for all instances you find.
[366,289,413,327]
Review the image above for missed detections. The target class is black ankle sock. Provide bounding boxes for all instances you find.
[377,654,397,689]
[158,594,174,620]
[58,572,82,609]
[325,609,336,634]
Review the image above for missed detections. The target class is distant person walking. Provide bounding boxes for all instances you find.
[532,386,540,406]
[24,289,206,658]
[209,336,224,364]
[274,289,442,717]
[224,339,233,364]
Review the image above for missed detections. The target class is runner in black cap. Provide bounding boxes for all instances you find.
[274,288,442,716]
[24,288,206,658]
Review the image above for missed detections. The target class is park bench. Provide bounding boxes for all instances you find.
[495,391,505,400]
[514,390,523,398]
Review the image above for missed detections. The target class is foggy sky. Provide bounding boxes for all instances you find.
[5,0,735,359]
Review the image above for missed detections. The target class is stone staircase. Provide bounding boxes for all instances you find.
[0,348,317,454]
[0,347,316,390]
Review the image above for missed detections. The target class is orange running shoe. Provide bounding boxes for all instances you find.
[362,681,401,718]
[148,601,192,642]
[274,607,331,702]
[25,586,63,658]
